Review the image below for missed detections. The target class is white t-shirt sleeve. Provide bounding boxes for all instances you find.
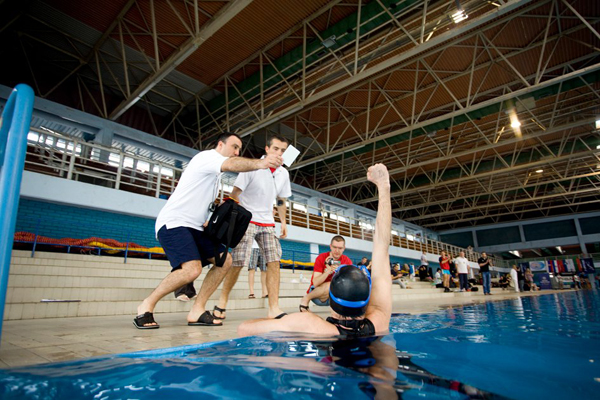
[234,170,252,192]
[277,169,292,198]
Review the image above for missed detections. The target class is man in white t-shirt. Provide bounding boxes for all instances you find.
[133,132,283,329]
[454,251,470,292]
[213,135,292,320]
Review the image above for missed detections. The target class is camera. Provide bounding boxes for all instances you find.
[326,259,341,266]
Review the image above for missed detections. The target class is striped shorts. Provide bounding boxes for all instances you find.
[232,223,282,268]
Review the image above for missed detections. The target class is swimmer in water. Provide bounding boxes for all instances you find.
[238,163,392,338]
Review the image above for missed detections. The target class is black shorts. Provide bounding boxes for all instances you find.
[157,225,226,271]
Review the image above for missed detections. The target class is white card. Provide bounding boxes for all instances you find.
[282,144,300,167]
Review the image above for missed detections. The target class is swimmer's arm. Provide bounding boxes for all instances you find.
[237,313,336,337]
[365,164,392,332]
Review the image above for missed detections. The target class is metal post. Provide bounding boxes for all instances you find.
[0,84,35,342]
[31,218,41,258]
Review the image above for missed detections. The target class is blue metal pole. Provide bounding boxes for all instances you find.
[0,84,35,342]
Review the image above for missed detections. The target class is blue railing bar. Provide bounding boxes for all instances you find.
[0,84,35,343]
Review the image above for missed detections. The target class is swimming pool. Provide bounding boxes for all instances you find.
[1,291,599,399]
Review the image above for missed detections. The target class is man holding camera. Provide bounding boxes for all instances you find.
[299,235,352,312]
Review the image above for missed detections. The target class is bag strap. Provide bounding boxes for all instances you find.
[213,201,239,267]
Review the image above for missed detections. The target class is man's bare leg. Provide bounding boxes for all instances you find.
[137,260,202,326]
[188,254,232,323]
[260,270,268,297]
[266,261,284,318]
[214,264,244,319]
[248,268,255,296]
[299,282,330,310]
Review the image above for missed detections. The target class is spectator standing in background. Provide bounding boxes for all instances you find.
[439,251,451,293]
[454,251,470,292]
[478,252,492,295]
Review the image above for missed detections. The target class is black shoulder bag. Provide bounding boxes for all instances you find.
[205,197,252,267]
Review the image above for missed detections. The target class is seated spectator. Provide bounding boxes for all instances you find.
[499,274,510,290]
[418,265,432,282]
[357,257,369,267]
[402,263,410,275]
[391,264,408,289]
[433,268,443,288]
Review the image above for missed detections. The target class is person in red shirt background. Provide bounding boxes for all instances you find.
[439,250,451,293]
[299,235,353,312]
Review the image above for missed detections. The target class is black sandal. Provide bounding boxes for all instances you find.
[212,305,226,320]
[299,304,310,313]
[133,312,160,329]
[188,310,223,326]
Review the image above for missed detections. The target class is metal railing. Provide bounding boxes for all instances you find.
[25,127,183,199]
[20,124,507,268]
[0,84,35,341]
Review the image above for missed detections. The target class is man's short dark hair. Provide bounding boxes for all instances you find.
[213,132,241,149]
[331,235,345,244]
[267,135,289,147]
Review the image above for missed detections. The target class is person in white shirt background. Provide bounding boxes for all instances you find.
[510,265,520,293]
[454,251,470,292]
[213,135,292,321]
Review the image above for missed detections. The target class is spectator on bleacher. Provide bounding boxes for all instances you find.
[238,163,393,337]
[299,235,352,312]
[478,252,492,296]
[357,257,369,267]
[247,240,267,299]
[499,274,510,290]
[391,263,408,289]
[133,132,283,329]
[433,268,443,288]
[420,251,428,270]
[402,263,410,275]
[418,265,432,282]
[455,251,470,292]
[213,135,292,322]
[439,251,451,293]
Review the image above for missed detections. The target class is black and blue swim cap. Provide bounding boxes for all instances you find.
[329,265,371,317]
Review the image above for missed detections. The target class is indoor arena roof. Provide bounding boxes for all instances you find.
[1,0,599,231]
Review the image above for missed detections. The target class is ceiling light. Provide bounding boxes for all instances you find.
[535,169,543,173]
[451,9,468,23]
[321,35,337,49]
[596,119,600,130]
[511,120,521,129]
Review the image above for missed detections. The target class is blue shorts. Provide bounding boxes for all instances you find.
[442,269,451,275]
[308,285,330,306]
[157,225,226,271]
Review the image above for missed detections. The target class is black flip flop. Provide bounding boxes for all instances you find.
[212,305,226,320]
[188,311,223,326]
[133,312,160,329]
[299,304,310,313]
[274,313,288,319]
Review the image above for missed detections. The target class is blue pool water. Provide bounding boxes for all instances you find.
[1,291,599,399]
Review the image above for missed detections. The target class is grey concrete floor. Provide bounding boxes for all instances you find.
[0,289,571,369]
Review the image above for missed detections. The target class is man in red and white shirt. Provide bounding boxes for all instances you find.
[299,235,353,312]
[214,135,292,320]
